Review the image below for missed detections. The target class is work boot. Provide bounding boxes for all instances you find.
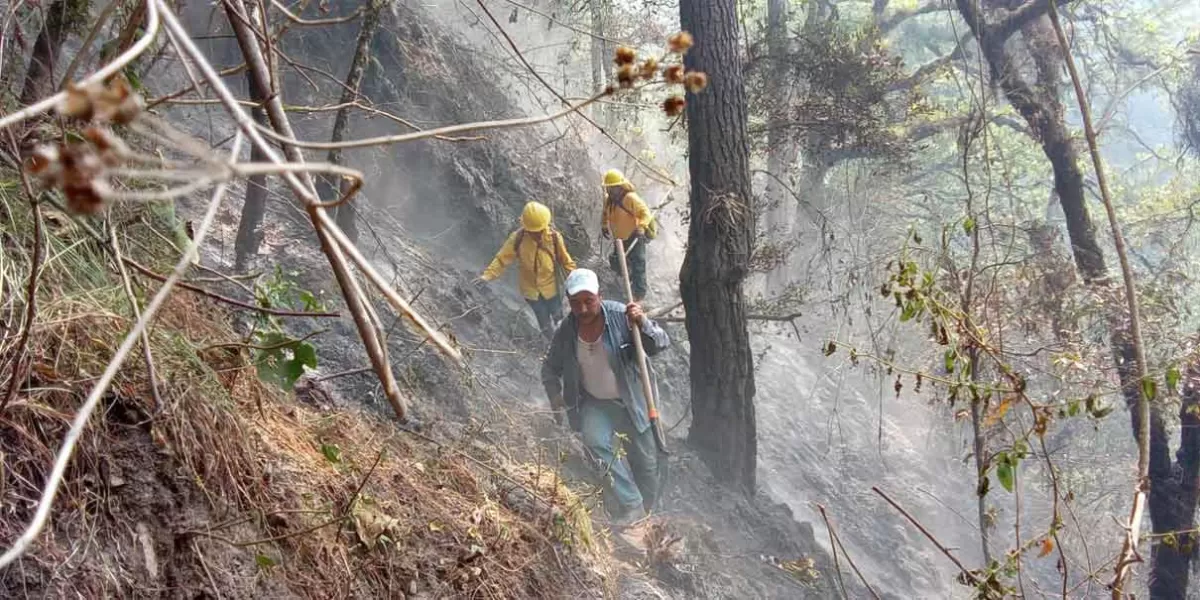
[608,504,647,531]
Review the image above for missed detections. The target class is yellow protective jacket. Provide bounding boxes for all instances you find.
[602,191,651,241]
[481,228,577,300]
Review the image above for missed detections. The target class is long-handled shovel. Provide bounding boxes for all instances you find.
[614,237,670,510]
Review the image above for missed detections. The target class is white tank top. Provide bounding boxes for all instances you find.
[576,333,621,400]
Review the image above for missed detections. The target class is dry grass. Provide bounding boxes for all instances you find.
[0,177,612,598]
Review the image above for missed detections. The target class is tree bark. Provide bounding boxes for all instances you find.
[20,0,89,106]
[316,0,386,245]
[679,0,758,494]
[953,0,1105,280]
[233,69,271,271]
[1147,364,1200,599]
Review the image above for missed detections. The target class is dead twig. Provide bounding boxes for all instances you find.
[471,0,676,186]
[269,0,363,26]
[200,328,328,353]
[818,504,849,599]
[1,139,45,413]
[0,0,161,131]
[871,486,979,585]
[123,258,340,318]
[109,224,165,417]
[816,503,881,600]
[655,312,802,324]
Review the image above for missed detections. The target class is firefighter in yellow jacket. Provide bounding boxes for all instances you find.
[600,169,653,302]
[477,201,577,339]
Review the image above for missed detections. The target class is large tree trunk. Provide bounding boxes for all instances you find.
[679,0,758,494]
[1147,364,1200,598]
[317,0,386,245]
[20,0,89,105]
[233,69,271,271]
[954,0,1193,594]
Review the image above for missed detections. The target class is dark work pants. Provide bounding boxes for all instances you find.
[526,294,563,338]
[609,235,647,299]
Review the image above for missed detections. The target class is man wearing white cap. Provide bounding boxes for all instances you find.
[541,268,671,525]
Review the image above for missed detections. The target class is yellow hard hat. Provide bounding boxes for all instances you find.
[602,169,629,188]
[520,201,551,232]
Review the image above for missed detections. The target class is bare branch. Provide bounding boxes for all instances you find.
[0,0,161,131]
[878,1,952,33]
[472,0,677,186]
[492,0,627,45]
[269,0,362,26]
[248,89,612,151]
[872,486,980,585]
[110,223,165,416]
[122,257,341,318]
[1045,1,1153,592]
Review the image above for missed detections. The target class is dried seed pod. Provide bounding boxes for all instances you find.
[58,143,106,214]
[83,126,131,166]
[614,45,636,66]
[667,31,694,54]
[58,83,97,121]
[64,179,103,215]
[95,76,143,125]
[616,64,637,89]
[664,64,685,84]
[25,144,62,183]
[638,57,659,80]
[662,95,685,116]
[684,71,709,93]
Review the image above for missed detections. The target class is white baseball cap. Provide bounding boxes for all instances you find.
[565,268,600,296]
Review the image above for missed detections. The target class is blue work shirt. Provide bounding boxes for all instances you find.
[541,300,670,433]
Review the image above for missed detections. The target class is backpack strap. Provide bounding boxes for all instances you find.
[515,227,564,265]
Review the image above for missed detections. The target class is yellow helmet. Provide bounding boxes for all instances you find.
[602,169,630,188]
[520,201,552,232]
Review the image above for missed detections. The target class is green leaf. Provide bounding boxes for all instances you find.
[944,349,956,373]
[996,456,1014,493]
[1141,377,1157,401]
[1167,366,1181,392]
[321,443,342,464]
[255,553,276,568]
[254,337,318,390]
[899,302,916,322]
[963,217,976,234]
[1067,399,1080,417]
[293,342,318,370]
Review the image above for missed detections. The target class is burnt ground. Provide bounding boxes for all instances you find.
[192,180,857,598]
